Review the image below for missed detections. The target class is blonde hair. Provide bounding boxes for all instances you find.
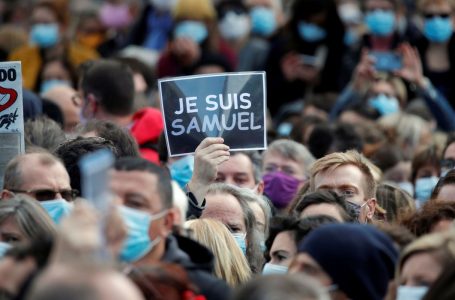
[309,150,379,199]
[173,0,216,21]
[397,230,455,280]
[185,218,252,286]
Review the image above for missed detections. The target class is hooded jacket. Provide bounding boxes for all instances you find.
[162,234,231,300]
[130,107,164,164]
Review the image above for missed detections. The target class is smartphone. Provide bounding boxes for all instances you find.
[369,51,402,72]
[79,149,115,213]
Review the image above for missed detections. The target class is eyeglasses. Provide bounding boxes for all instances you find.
[424,13,450,19]
[10,189,79,202]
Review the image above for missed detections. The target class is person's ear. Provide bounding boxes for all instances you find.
[255,180,264,195]
[159,208,176,238]
[366,198,376,220]
[1,190,14,200]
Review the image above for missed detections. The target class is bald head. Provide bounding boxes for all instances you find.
[2,152,71,200]
[27,265,144,300]
[43,86,80,132]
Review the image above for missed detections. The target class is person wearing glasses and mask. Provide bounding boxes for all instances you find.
[1,152,77,224]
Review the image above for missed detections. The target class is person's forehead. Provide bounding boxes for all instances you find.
[264,151,300,168]
[203,193,245,224]
[372,81,396,95]
[20,158,70,188]
[314,164,366,189]
[219,154,255,176]
[444,143,455,160]
[111,170,158,191]
[366,0,395,10]
[423,2,452,13]
[32,6,58,23]
[271,231,296,253]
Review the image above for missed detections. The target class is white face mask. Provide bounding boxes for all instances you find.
[262,262,288,275]
[150,0,177,11]
[219,11,250,40]
[396,286,429,300]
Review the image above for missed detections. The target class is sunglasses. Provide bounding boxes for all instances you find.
[424,13,451,19]
[11,189,79,202]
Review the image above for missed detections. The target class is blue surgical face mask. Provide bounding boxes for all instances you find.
[415,176,439,204]
[40,79,71,95]
[344,28,360,46]
[423,16,453,43]
[40,199,73,224]
[169,155,194,189]
[368,93,400,116]
[174,21,208,44]
[398,181,414,196]
[0,242,11,258]
[118,206,166,263]
[30,23,60,48]
[232,232,247,255]
[396,285,429,300]
[262,262,288,275]
[365,10,396,36]
[298,21,327,43]
[250,6,276,37]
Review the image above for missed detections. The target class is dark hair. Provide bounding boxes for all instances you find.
[431,169,455,200]
[411,145,441,183]
[114,157,173,209]
[307,122,364,159]
[54,137,119,193]
[376,183,415,223]
[81,60,135,116]
[77,120,140,157]
[423,261,455,300]
[264,215,339,262]
[289,115,325,145]
[24,116,66,152]
[36,57,77,92]
[400,201,455,237]
[374,222,415,251]
[5,235,54,269]
[289,0,344,51]
[370,145,405,172]
[293,190,352,222]
[114,57,157,93]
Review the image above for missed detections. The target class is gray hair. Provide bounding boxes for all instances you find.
[0,194,56,242]
[24,116,66,152]
[263,139,316,177]
[207,183,265,274]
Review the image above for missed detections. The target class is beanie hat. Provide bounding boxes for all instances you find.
[298,223,398,300]
[173,0,216,21]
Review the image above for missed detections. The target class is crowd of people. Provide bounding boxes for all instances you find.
[1,0,455,299]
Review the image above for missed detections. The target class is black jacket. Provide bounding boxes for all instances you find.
[162,235,231,300]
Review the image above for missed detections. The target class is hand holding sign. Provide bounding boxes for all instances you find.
[159,72,267,157]
[187,137,230,205]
